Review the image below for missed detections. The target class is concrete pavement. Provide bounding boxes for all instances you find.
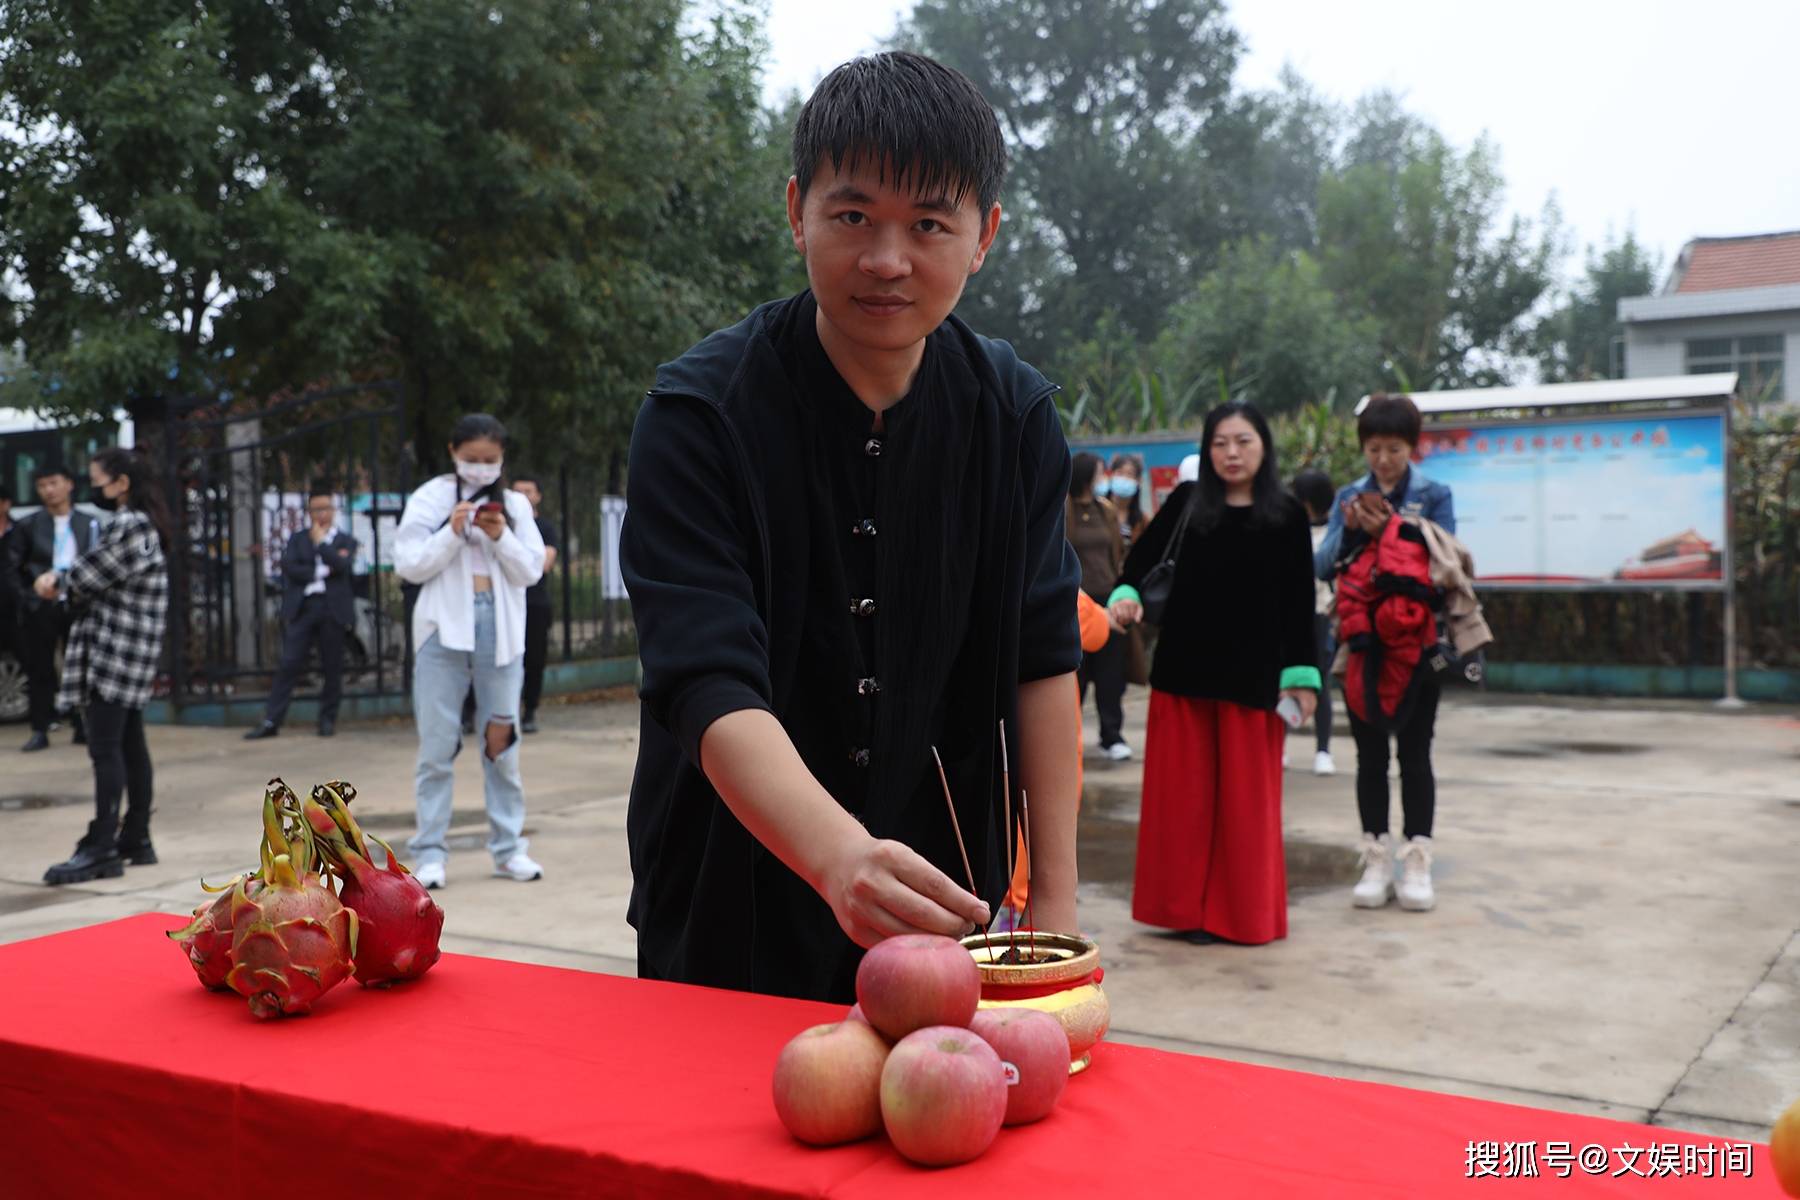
[2,688,1796,1142]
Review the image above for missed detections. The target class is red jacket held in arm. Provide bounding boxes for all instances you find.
[1335,517,1440,732]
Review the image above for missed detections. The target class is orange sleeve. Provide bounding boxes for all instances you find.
[1076,590,1110,654]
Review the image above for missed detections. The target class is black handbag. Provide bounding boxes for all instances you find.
[1137,492,1196,627]
[1427,638,1485,687]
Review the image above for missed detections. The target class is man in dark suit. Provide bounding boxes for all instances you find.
[10,466,100,752]
[244,491,357,739]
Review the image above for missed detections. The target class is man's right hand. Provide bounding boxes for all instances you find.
[818,833,991,949]
[450,501,476,537]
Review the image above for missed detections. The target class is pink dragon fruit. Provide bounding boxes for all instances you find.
[224,792,358,1019]
[305,781,443,986]
[167,873,264,990]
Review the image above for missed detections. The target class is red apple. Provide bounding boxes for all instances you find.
[879,1025,1007,1166]
[855,934,980,1041]
[970,1008,1070,1125]
[771,1020,890,1146]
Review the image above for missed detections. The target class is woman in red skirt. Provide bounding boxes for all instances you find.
[1107,403,1319,945]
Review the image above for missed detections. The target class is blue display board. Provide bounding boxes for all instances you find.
[1416,412,1727,588]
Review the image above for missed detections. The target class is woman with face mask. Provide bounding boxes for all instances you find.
[395,413,546,890]
[1107,454,1149,548]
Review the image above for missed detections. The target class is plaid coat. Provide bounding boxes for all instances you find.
[57,509,169,712]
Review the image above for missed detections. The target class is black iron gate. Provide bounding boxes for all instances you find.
[154,384,413,714]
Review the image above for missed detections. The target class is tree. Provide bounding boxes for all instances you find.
[899,0,1246,363]
[1153,236,1378,414]
[1316,93,1564,391]
[0,1,379,412]
[0,0,800,472]
[1530,231,1660,382]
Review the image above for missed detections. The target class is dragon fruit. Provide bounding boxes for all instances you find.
[223,791,359,1019]
[305,780,444,986]
[167,873,264,990]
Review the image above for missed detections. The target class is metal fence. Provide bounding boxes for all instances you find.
[540,464,635,665]
[156,384,414,711]
[146,389,637,716]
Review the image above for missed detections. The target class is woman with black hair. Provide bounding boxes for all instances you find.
[1105,453,1149,548]
[36,447,171,885]
[1067,453,1131,760]
[395,413,546,890]
[1108,404,1318,945]
[1315,393,1456,913]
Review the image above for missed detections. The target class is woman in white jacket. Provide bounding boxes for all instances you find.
[395,414,546,889]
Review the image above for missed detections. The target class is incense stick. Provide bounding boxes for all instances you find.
[932,746,979,898]
[999,720,1017,959]
[1019,787,1035,945]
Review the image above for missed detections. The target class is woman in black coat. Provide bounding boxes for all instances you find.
[1108,404,1318,945]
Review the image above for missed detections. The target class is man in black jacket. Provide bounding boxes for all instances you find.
[621,52,1083,1002]
[9,466,99,752]
[244,492,357,739]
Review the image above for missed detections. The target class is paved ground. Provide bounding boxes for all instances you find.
[3,687,1796,1142]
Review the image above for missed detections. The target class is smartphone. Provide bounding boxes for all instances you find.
[477,501,505,516]
[1275,695,1304,730]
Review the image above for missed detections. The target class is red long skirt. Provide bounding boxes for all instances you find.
[1131,690,1288,944]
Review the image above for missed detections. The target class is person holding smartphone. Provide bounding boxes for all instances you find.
[395,413,546,890]
[1107,403,1318,946]
[1313,393,1455,913]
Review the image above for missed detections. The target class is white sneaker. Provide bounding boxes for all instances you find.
[1396,836,1435,911]
[1313,750,1336,776]
[1351,834,1393,908]
[494,852,544,882]
[1102,741,1134,762]
[414,861,446,890]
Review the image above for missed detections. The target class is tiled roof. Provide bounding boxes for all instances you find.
[1673,231,1800,293]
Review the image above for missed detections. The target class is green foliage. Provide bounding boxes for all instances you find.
[898,0,1249,363]
[1153,237,1378,415]
[1530,231,1661,382]
[0,0,801,473]
[1316,94,1564,392]
[1269,398,1365,488]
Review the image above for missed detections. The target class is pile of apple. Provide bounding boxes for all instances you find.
[772,933,1071,1167]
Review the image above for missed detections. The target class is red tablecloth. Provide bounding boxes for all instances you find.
[0,915,1782,1198]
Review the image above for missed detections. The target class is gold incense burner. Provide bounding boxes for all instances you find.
[962,931,1110,1075]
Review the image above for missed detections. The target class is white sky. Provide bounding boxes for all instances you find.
[760,0,1800,287]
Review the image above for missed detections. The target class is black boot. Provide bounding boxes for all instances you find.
[117,823,157,866]
[21,730,49,752]
[243,720,280,741]
[44,841,124,885]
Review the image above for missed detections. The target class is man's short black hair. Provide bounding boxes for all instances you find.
[792,51,1008,214]
[0,484,12,504]
[511,473,542,489]
[307,490,337,505]
[1358,393,1423,447]
[32,464,73,485]
[1291,469,1335,516]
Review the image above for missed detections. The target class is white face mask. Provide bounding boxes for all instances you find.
[455,459,502,488]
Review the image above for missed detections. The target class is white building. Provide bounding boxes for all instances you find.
[1619,230,1797,405]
